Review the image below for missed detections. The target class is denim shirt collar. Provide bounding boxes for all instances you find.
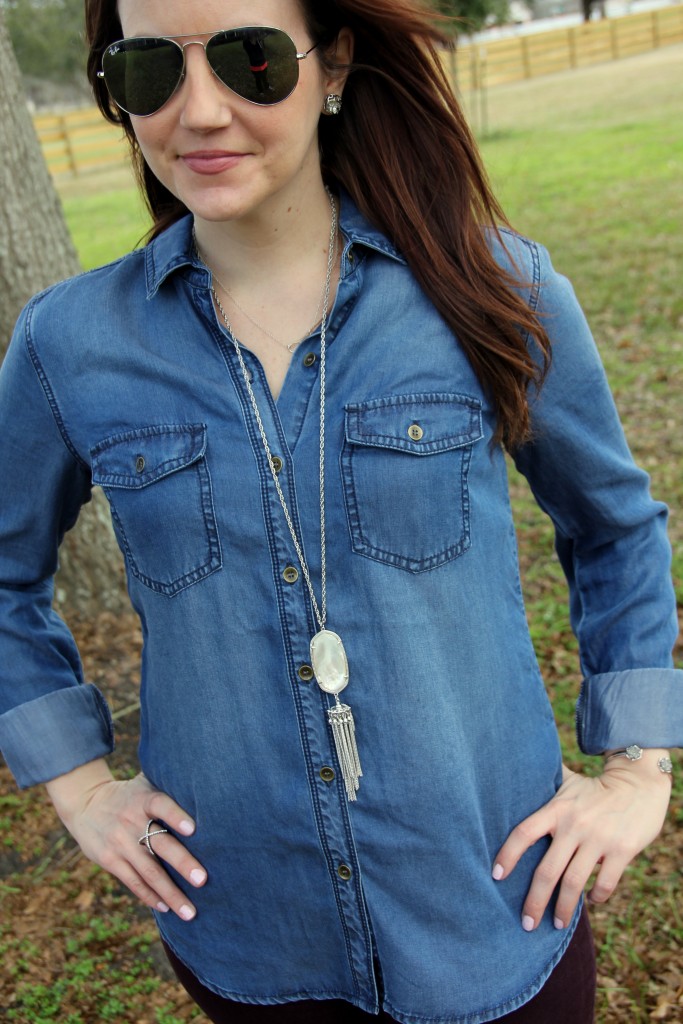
[144,189,406,299]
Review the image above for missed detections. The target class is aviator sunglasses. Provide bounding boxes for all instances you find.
[97,26,319,116]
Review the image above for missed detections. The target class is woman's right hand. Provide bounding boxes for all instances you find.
[46,758,207,920]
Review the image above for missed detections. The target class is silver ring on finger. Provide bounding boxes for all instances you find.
[138,818,169,857]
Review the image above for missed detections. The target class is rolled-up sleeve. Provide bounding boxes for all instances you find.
[512,242,683,755]
[0,299,115,787]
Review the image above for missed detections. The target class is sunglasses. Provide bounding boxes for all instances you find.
[97,27,318,116]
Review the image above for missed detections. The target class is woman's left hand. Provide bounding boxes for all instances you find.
[492,750,672,931]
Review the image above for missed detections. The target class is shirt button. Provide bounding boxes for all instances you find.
[135,456,145,473]
[270,456,283,474]
[298,664,314,683]
[337,864,352,881]
[408,423,424,441]
[283,566,299,584]
[303,352,317,368]
[320,766,335,783]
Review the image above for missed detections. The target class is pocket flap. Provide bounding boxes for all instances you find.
[345,394,482,455]
[91,424,207,488]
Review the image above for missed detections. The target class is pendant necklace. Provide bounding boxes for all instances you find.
[196,189,362,800]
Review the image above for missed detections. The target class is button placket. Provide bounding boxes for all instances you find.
[272,529,376,1001]
[230,275,376,1005]
[282,628,376,999]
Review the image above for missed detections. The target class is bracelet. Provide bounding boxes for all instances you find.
[604,744,673,775]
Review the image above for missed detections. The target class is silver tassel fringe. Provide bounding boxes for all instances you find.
[328,698,362,801]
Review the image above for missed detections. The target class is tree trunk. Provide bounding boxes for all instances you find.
[0,10,127,617]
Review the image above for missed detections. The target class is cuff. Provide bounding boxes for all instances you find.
[576,668,683,755]
[0,684,115,788]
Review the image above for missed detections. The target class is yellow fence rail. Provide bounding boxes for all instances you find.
[33,107,127,178]
[33,5,683,178]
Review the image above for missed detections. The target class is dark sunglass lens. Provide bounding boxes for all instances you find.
[207,28,299,105]
[103,38,184,116]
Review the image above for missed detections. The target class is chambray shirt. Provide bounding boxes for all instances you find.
[1,195,681,1023]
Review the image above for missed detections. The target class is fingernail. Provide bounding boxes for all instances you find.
[522,915,535,932]
[156,901,170,913]
[178,820,195,836]
[554,917,564,930]
[179,904,196,921]
[190,868,207,886]
[492,863,504,881]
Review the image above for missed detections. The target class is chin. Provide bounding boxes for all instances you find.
[162,179,253,223]
[184,196,260,224]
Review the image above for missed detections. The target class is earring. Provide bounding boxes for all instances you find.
[322,94,343,116]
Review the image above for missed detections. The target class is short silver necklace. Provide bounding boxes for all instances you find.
[197,190,362,801]
[211,258,334,353]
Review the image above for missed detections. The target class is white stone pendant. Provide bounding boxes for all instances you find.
[310,630,361,800]
[310,629,349,694]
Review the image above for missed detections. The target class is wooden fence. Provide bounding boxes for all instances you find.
[34,5,683,178]
[456,4,683,88]
[33,106,128,178]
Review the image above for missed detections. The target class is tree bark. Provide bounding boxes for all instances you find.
[0,10,127,616]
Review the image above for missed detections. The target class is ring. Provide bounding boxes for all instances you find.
[138,818,169,856]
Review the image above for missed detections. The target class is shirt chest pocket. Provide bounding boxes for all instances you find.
[91,424,222,596]
[341,394,483,573]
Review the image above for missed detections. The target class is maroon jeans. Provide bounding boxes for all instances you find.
[163,905,595,1024]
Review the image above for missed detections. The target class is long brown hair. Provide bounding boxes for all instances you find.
[85,0,550,448]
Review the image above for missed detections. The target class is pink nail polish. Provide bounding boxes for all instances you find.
[190,868,207,886]
[554,917,564,930]
[522,915,535,932]
[179,904,196,921]
[178,820,195,836]
[156,901,170,913]
[492,863,504,881]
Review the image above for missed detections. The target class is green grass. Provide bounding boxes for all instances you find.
[59,170,150,270]
[63,189,150,271]
[53,44,683,1023]
[1,900,166,1023]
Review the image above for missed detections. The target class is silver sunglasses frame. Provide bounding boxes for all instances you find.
[96,26,318,116]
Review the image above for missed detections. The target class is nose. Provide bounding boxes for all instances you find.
[177,41,234,132]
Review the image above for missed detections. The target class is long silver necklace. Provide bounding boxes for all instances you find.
[199,190,362,800]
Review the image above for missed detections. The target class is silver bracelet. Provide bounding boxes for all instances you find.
[604,744,673,774]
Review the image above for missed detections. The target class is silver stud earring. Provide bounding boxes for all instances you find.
[322,94,342,116]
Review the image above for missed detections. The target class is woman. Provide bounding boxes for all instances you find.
[0,0,679,1021]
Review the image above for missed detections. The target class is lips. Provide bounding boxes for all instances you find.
[181,151,245,174]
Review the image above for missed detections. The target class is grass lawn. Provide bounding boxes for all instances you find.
[58,167,150,271]
[3,42,681,1024]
